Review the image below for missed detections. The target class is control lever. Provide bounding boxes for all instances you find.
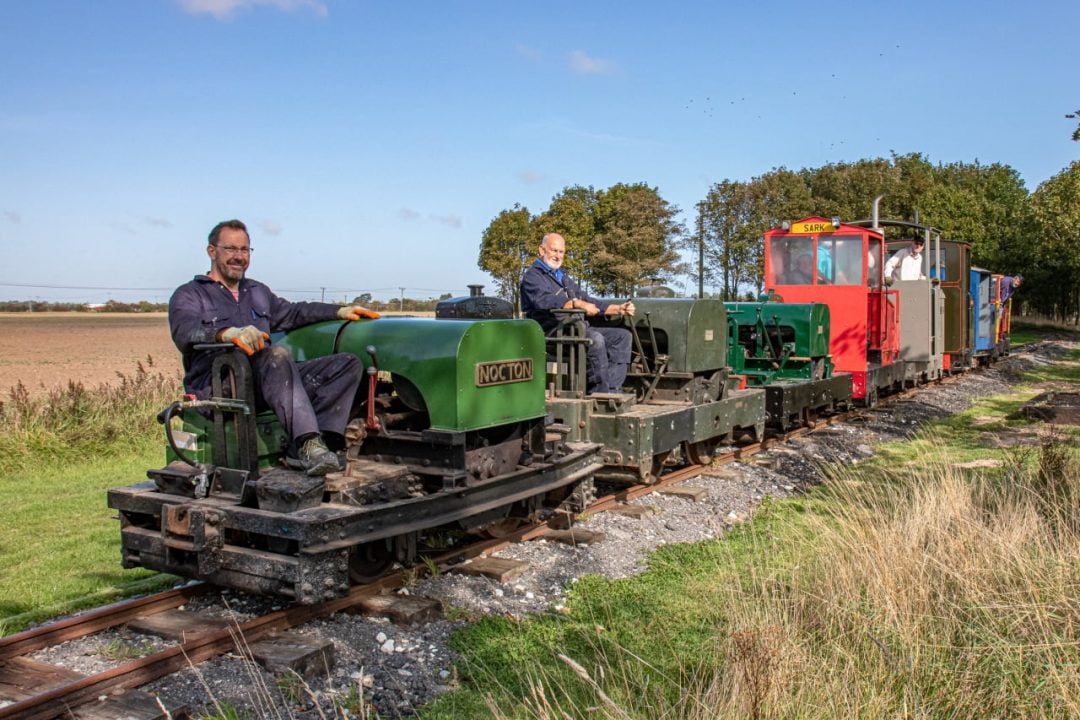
[365,345,382,433]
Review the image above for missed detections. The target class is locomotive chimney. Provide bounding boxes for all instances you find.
[871,194,885,232]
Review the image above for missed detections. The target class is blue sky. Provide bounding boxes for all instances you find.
[1,0,1077,303]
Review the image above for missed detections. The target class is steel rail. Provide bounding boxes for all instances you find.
[0,584,209,662]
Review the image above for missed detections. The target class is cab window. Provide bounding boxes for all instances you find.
[817,236,862,286]
[769,236,814,285]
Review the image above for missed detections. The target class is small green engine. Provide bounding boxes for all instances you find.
[723,301,833,382]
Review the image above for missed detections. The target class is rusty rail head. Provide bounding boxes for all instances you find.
[0,584,209,662]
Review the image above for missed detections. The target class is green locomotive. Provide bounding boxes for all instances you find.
[108,295,602,604]
[544,298,766,481]
[723,298,852,430]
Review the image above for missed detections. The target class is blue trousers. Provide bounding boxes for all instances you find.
[586,326,631,394]
[250,346,363,443]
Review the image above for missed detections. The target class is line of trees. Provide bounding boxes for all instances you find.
[349,293,452,312]
[0,300,169,313]
[479,156,1080,323]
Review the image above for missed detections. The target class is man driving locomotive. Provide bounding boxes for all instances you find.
[168,219,379,476]
[520,232,635,394]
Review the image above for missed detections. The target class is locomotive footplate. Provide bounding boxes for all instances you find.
[108,442,602,604]
[549,387,766,482]
[763,374,852,430]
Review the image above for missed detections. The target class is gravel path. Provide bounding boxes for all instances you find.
[24,341,1074,718]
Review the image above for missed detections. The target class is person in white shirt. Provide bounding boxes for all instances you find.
[884,237,927,284]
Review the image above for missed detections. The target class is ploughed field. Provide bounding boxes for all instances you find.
[0,313,181,395]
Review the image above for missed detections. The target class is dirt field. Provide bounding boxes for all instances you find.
[0,313,181,395]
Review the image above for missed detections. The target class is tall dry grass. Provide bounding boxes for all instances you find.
[491,434,1079,720]
[0,357,181,474]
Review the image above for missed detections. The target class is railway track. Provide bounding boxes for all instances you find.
[0,369,972,718]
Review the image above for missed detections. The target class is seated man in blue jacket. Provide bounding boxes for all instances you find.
[520,232,635,394]
[169,219,380,476]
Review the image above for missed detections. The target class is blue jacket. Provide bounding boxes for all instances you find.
[520,261,610,333]
[168,275,341,398]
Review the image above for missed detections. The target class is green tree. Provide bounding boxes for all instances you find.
[696,180,752,299]
[801,154,939,223]
[919,161,1030,269]
[588,183,685,296]
[697,169,812,298]
[1029,161,1080,322]
[478,204,536,312]
[534,186,598,279]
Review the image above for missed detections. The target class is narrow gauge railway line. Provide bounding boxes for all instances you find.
[0,366,975,719]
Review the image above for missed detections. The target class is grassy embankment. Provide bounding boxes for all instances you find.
[421,347,1080,720]
[0,360,181,634]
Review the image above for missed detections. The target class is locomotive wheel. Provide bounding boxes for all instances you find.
[349,541,395,584]
[645,450,673,483]
[685,438,721,466]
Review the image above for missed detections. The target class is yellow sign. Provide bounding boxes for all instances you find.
[789,220,837,234]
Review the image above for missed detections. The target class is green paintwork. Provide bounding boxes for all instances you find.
[723,301,833,383]
[275,317,547,432]
[547,388,765,478]
[603,298,730,373]
[166,410,288,469]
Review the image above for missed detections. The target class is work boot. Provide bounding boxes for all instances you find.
[298,436,339,476]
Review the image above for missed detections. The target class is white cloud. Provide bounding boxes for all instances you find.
[256,219,282,236]
[518,170,544,185]
[143,216,172,229]
[430,213,463,229]
[3,210,20,224]
[567,50,616,75]
[398,207,421,221]
[177,0,327,20]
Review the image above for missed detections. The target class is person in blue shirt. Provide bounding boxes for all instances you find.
[520,233,635,394]
[169,219,379,475]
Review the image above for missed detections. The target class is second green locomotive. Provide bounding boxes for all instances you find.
[723,298,852,430]
[545,298,766,480]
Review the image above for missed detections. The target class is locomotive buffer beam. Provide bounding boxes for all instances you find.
[109,443,603,603]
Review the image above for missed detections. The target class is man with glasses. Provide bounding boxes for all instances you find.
[168,219,379,476]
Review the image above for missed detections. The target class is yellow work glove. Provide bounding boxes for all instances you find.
[220,325,270,356]
[337,305,381,321]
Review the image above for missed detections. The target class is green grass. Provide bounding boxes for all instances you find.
[0,358,179,476]
[0,439,177,634]
[421,506,814,719]
[1011,321,1080,347]
[0,358,182,634]
[1010,327,1042,346]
